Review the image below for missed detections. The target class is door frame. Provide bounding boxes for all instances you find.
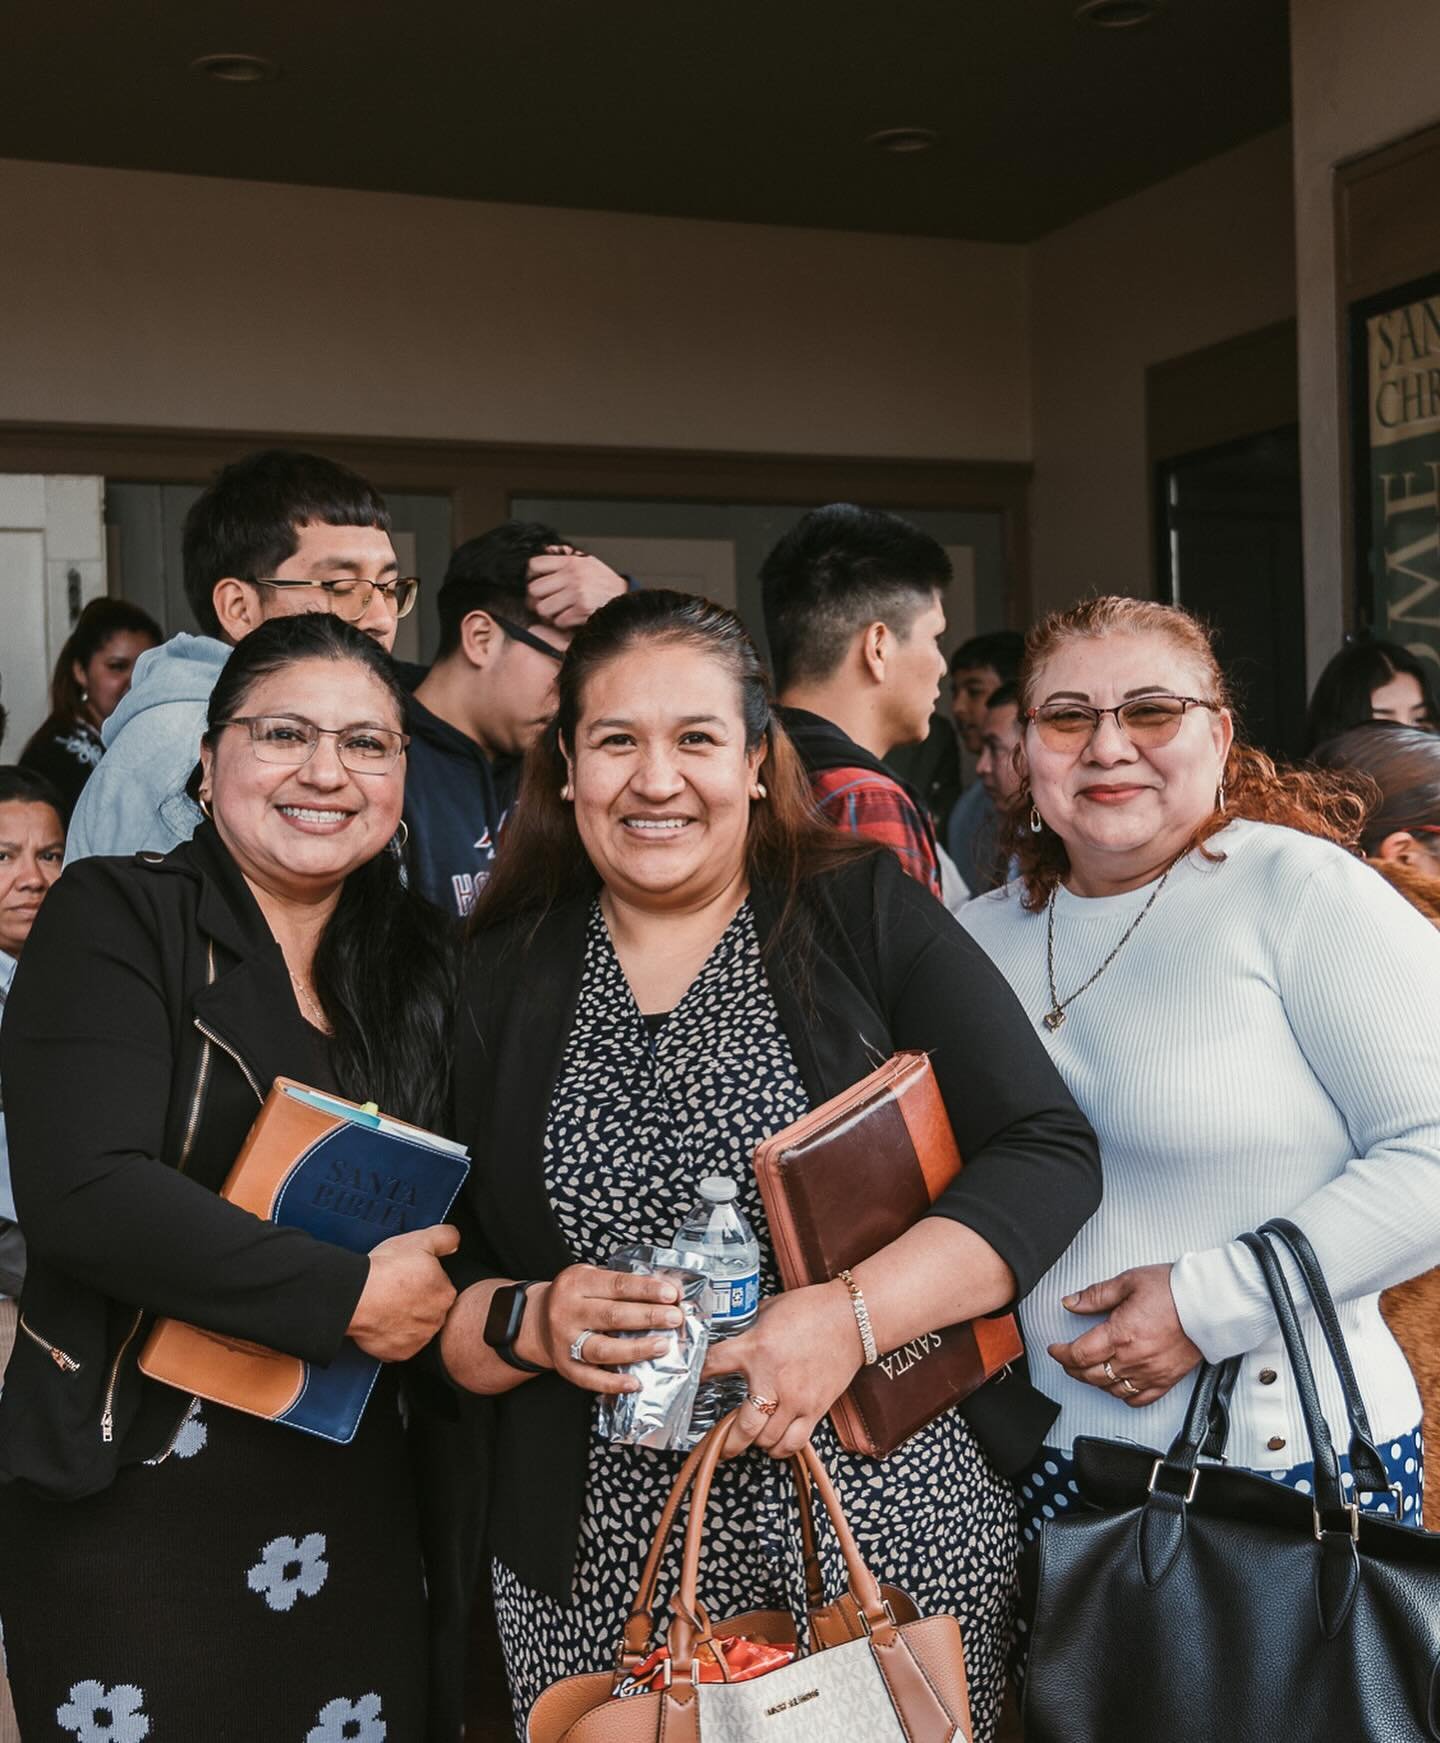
[0,422,1033,628]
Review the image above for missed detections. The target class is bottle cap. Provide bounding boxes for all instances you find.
[698,1176,737,1203]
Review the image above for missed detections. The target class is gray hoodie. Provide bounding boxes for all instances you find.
[65,634,231,863]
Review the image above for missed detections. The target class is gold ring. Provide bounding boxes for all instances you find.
[1102,1360,1118,1384]
[1121,1377,1139,1396]
[746,1393,779,1417]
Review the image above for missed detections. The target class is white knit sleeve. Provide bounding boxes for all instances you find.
[1169,850,1440,1362]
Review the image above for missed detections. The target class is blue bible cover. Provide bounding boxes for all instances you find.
[139,1078,470,1443]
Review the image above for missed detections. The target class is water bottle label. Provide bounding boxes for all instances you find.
[710,1270,759,1324]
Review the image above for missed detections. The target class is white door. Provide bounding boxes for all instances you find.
[567,534,739,614]
[0,475,106,756]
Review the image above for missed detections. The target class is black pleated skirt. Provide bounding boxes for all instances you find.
[0,1371,427,1742]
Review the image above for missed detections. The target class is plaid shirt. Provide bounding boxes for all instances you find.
[809,766,944,899]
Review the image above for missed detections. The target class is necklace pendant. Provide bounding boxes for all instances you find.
[1043,1007,1066,1033]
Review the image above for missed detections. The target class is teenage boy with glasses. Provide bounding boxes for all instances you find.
[404,522,628,916]
[68,448,409,861]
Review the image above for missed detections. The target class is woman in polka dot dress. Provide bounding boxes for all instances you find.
[443,592,1102,1742]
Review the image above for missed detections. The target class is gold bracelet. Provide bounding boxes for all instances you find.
[836,1268,878,1366]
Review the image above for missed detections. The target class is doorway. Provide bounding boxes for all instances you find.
[1157,426,1306,757]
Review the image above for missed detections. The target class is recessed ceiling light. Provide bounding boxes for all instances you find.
[1074,0,1162,27]
[188,52,280,84]
[865,127,940,155]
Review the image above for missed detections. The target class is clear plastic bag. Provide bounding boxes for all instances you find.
[597,1246,712,1451]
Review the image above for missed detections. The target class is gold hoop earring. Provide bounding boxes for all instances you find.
[390,818,409,852]
[198,792,213,821]
[560,782,574,802]
[752,782,768,800]
[1216,777,1227,815]
[1030,805,1043,835]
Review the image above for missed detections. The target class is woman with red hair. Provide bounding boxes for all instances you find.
[962,597,1440,1542]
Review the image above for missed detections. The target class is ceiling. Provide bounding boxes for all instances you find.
[1,0,1291,242]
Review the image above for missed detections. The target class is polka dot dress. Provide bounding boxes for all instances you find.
[492,901,1019,1740]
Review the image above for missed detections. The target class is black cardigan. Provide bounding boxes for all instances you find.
[0,824,369,1499]
[453,848,1101,1600]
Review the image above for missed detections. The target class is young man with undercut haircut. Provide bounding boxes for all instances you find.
[403,522,626,916]
[760,502,950,898]
[67,448,406,861]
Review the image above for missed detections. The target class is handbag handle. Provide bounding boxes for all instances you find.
[1237,1232,1349,1523]
[617,1436,826,1672]
[661,1415,894,1690]
[1258,1218,1389,1493]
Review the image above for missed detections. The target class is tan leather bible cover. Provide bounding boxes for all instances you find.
[753,1050,1022,1459]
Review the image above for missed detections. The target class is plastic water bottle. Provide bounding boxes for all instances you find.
[672,1177,760,1435]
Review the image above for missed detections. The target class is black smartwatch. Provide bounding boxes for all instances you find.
[484,1279,547,1374]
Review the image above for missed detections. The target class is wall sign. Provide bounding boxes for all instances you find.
[1353,271,1440,680]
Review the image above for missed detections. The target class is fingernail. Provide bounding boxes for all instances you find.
[663,1285,680,1304]
[1062,1294,1079,1308]
[665,1311,683,1327]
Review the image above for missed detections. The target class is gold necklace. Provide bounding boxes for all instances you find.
[1043,865,1172,1032]
[287,965,331,1033]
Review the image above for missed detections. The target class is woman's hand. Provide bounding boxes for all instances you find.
[527,1264,686,1396]
[703,1283,862,1458]
[347,1225,460,1361]
[1047,1262,1202,1406]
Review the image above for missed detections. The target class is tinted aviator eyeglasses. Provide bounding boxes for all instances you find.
[216,715,408,772]
[246,575,419,620]
[1026,694,1220,750]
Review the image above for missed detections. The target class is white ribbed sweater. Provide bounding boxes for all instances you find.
[960,820,1440,1470]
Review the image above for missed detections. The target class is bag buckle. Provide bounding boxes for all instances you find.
[1312,1501,1360,1543]
[1147,1457,1200,1503]
[859,1598,898,1637]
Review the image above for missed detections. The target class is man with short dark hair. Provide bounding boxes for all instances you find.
[403,523,626,915]
[67,448,406,860]
[949,631,1024,757]
[760,503,949,896]
[945,630,1025,893]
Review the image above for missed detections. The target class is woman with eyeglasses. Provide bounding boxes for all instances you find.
[960,597,1440,1553]
[0,616,458,1741]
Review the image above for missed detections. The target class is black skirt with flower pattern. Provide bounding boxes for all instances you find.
[0,1369,426,1742]
[491,902,1019,1742]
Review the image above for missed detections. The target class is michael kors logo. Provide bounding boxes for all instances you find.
[763,1690,819,1717]
[877,1331,943,1381]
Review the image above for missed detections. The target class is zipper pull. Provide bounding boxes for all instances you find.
[101,1408,114,1443]
[51,1348,80,1374]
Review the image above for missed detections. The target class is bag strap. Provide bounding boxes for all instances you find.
[1258,1218,1389,1493]
[663,1417,894,1690]
[618,1438,826,1672]
[1238,1232,1348,1522]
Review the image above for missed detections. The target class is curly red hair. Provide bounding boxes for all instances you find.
[998,596,1370,910]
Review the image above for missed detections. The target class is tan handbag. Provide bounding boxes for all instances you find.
[526,1414,974,1743]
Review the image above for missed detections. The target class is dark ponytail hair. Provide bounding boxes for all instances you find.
[22,597,162,758]
[200,615,453,1128]
[473,588,874,952]
[1311,722,1440,851]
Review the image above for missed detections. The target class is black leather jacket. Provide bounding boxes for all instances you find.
[0,823,367,1498]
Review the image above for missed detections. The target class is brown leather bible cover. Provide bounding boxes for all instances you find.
[753,1051,1022,1459]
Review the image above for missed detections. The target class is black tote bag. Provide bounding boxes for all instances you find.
[1022,1218,1440,1743]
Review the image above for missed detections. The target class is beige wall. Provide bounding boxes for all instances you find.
[1027,128,1297,616]
[1290,0,1440,679]
[0,157,1029,463]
